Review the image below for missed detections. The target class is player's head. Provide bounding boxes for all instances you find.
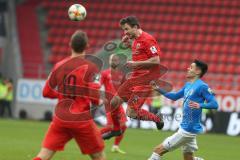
[119,16,140,38]
[187,59,208,78]
[70,30,88,53]
[109,54,121,69]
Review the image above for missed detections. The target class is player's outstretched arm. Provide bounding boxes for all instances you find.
[151,81,185,101]
[161,87,185,101]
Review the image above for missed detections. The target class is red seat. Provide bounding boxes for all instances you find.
[218,54,228,64]
[225,64,235,74]
[228,55,238,64]
[222,84,233,91]
[42,0,239,89]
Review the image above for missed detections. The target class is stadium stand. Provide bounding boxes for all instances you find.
[17,0,239,90]
[16,0,45,78]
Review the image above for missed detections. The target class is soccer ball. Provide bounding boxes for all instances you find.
[68,4,87,21]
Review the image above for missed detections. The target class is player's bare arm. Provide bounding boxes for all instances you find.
[126,56,160,69]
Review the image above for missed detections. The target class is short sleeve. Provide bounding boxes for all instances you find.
[144,39,161,58]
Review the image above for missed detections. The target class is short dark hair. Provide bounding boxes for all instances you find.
[119,16,140,28]
[194,59,208,78]
[70,30,88,53]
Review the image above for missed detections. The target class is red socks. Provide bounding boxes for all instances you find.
[114,134,124,145]
[128,96,160,122]
[111,107,122,131]
[114,125,127,145]
[33,157,42,160]
[135,108,160,122]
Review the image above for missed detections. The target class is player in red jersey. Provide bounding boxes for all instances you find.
[103,16,164,140]
[32,30,105,160]
[100,54,127,154]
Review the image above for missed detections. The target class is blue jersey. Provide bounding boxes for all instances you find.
[158,79,218,134]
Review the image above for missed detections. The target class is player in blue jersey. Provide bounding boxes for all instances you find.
[148,60,218,160]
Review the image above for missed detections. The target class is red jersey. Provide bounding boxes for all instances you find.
[132,31,161,61]
[116,32,163,100]
[100,68,125,96]
[43,56,100,127]
[100,68,127,124]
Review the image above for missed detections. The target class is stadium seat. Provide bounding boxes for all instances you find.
[37,0,239,91]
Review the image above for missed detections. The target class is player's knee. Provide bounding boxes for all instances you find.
[126,107,137,118]
[110,96,122,108]
[90,151,106,160]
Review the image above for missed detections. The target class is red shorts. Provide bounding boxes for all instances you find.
[117,75,154,100]
[42,121,104,154]
[118,82,152,110]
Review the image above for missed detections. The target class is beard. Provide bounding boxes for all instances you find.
[126,32,135,39]
[111,64,118,69]
[128,34,135,39]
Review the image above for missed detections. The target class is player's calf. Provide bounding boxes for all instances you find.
[110,96,124,131]
[148,144,168,160]
[110,96,123,111]
[126,107,137,118]
[33,148,55,160]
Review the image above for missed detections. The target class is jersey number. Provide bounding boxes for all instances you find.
[63,74,77,99]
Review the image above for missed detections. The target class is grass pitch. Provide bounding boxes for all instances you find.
[0,119,239,160]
